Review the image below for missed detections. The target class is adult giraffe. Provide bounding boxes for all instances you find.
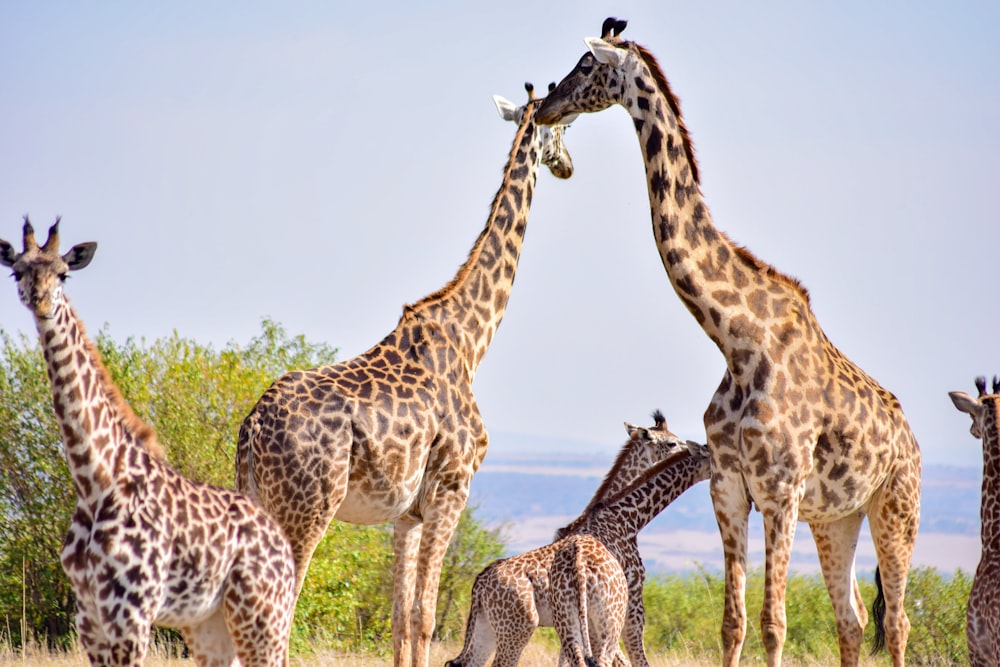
[537,18,921,667]
[236,83,573,667]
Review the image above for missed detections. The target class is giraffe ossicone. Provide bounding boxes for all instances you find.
[0,218,297,667]
[537,18,921,667]
[236,82,574,667]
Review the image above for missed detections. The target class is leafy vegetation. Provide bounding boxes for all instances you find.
[0,319,975,663]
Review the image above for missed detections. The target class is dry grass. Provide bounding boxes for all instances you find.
[0,638,893,667]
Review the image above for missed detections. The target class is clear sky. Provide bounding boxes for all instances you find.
[2,2,998,468]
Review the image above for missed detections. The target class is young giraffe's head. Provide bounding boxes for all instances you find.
[950,375,1000,440]
[0,217,96,319]
[494,81,575,179]
[623,408,690,464]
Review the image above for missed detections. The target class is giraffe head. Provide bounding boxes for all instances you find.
[623,408,688,466]
[494,81,574,179]
[950,375,1000,440]
[0,217,97,319]
[535,17,635,125]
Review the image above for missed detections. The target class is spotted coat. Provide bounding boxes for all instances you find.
[950,377,1000,667]
[0,219,296,667]
[235,83,574,667]
[537,18,921,667]
[446,412,687,667]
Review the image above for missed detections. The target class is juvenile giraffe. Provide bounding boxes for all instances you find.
[0,219,296,667]
[549,534,628,667]
[554,440,711,667]
[537,18,922,667]
[236,83,573,667]
[949,376,1000,667]
[445,411,687,667]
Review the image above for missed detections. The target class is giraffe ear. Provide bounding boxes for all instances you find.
[63,242,97,271]
[949,390,977,414]
[0,238,16,267]
[493,95,521,122]
[584,36,627,67]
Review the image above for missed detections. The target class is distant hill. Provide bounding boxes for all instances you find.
[469,434,983,575]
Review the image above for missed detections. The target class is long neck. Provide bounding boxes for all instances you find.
[34,299,151,516]
[598,452,707,536]
[405,105,544,376]
[981,399,1000,552]
[622,48,812,368]
[580,440,649,512]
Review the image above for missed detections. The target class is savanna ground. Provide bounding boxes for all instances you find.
[0,638,898,667]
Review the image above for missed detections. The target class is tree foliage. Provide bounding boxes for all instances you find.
[0,319,506,654]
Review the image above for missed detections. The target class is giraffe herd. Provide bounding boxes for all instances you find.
[0,14,993,667]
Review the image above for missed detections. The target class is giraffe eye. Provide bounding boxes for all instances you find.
[58,272,68,282]
[579,56,594,75]
[10,270,21,281]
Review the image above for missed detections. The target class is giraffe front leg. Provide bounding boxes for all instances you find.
[758,496,803,667]
[408,483,470,667]
[620,571,649,667]
[810,516,867,667]
[393,515,422,667]
[710,476,751,667]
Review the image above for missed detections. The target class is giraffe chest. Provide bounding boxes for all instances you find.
[60,477,240,628]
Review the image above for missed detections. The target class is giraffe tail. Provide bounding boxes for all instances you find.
[570,541,598,667]
[235,406,262,500]
[869,565,886,655]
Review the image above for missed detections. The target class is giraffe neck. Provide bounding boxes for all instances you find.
[596,451,705,536]
[621,46,811,368]
[580,440,652,512]
[980,398,1000,552]
[34,299,150,517]
[403,104,545,375]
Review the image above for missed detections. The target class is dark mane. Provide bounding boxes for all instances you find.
[74,308,164,461]
[555,447,693,540]
[630,42,700,185]
[628,41,810,304]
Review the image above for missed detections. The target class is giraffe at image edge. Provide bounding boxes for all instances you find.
[236,83,574,667]
[0,218,297,667]
[537,18,921,667]
[950,376,1000,667]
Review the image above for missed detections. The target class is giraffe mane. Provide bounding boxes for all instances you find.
[625,41,811,304]
[403,99,537,315]
[628,42,700,185]
[555,447,693,539]
[74,313,165,461]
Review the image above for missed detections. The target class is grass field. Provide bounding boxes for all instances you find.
[0,638,896,667]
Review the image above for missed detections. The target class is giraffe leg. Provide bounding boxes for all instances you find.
[810,516,867,667]
[710,474,751,667]
[620,581,649,667]
[407,485,470,667]
[392,515,422,667]
[757,496,803,667]
[867,461,920,667]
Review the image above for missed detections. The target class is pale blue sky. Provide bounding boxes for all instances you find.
[2,2,998,468]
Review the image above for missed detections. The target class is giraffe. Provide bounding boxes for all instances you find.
[949,376,1000,667]
[0,218,297,667]
[549,534,628,667]
[445,411,689,667]
[553,439,711,667]
[536,18,922,667]
[235,82,574,667]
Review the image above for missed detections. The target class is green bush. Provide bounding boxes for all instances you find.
[641,564,971,664]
